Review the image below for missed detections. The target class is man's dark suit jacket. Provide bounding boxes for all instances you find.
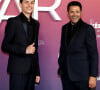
[58,20,98,81]
[1,13,40,76]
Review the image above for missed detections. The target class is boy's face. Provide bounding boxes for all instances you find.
[19,0,35,15]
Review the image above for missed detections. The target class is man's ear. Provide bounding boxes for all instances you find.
[67,11,69,17]
[80,11,82,17]
[19,2,22,9]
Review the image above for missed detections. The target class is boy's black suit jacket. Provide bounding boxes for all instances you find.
[1,13,40,76]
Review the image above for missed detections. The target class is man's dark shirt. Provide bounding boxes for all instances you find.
[67,19,82,46]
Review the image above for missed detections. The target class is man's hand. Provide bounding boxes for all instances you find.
[35,76,40,84]
[26,43,35,54]
[89,76,97,88]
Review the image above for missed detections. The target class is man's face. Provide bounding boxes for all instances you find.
[68,6,82,25]
[19,0,35,15]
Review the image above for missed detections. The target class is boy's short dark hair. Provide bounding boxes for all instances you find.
[67,1,82,11]
[20,0,35,3]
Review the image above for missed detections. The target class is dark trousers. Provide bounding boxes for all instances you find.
[61,75,90,90]
[9,74,35,90]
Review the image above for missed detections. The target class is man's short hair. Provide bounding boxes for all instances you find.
[67,1,82,11]
[20,0,23,3]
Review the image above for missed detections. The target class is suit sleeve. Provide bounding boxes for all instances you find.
[1,19,26,55]
[34,22,40,76]
[86,25,98,77]
[58,26,66,75]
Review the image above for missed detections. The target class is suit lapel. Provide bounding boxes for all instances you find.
[16,18,28,42]
[64,26,68,48]
[17,13,29,39]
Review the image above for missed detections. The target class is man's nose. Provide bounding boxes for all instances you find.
[73,12,76,15]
